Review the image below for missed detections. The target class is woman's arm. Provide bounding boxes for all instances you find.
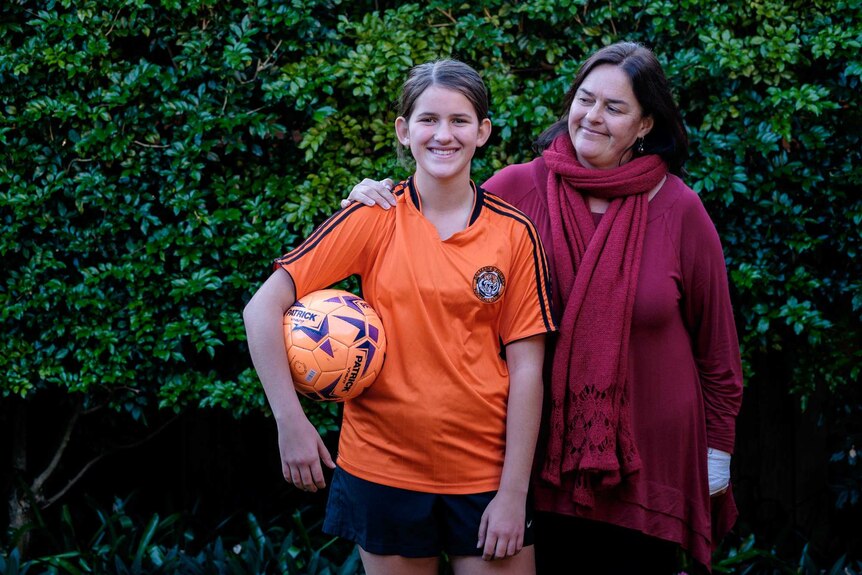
[677,189,743,497]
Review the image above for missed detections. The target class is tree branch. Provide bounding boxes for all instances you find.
[31,403,81,496]
[40,415,179,509]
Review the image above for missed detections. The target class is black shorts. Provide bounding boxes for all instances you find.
[323,467,534,557]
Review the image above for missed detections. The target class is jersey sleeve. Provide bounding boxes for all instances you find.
[274,203,388,298]
[494,203,557,345]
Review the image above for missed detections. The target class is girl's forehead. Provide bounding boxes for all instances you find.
[412,85,476,114]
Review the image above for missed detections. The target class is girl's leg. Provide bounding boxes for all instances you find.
[449,545,536,575]
[358,547,440,575]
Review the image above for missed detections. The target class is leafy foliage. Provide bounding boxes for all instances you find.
[4,503,859,575]
[707,533,862,574]
[0,495,361,574]
[1,0,861,565]
[3,0,859,417]
[680,0,862,409]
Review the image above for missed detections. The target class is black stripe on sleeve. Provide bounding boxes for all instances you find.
[482,190,556,332]
[275,188,407,269]
[275,201,367,267]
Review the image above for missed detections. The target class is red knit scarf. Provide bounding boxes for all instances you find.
[540,134,668,507]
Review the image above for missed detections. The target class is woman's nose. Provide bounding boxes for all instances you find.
[585,103,601,123]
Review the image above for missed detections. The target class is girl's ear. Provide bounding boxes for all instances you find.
[395,116,410,146]
[476,118,492,148]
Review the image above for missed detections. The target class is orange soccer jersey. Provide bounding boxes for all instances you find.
[276,177,556,493]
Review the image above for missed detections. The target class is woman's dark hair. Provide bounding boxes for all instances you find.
[534,41,689,175]
[396,59,489,165]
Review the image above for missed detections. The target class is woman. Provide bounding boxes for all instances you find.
[244,59,556,575]
[344,42,743,574]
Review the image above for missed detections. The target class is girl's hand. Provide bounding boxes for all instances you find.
[477,489,526,560]
[276,414,335,493]
[340,178,397,210]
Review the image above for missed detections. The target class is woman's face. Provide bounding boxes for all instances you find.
[567,64,654,170]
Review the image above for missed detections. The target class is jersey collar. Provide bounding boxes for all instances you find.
[406,176,485,226]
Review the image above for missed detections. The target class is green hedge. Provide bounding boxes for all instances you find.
[2,0,860,534]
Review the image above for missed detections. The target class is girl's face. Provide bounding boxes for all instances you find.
[396,85,491,185]
[567,64,654,170]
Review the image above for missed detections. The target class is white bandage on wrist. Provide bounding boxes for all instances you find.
[707,447,732,496]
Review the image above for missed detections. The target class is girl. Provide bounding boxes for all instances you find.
[243,59,556,575]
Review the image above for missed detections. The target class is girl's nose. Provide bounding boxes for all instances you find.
[434,123,453,142]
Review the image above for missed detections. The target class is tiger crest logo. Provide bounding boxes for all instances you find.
[473,266,505,303]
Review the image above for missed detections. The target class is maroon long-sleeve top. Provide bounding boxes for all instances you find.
[483,158,743,570]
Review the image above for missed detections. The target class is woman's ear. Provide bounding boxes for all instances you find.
[477,118,492,148]
[638,115,654,139]
[395,116,410,146]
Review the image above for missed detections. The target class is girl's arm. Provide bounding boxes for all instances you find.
[477,333,545,560]
[243,269,335,492]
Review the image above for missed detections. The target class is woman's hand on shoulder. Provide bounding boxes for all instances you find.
[340,178,397,210]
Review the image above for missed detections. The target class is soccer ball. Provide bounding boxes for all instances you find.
[283,289,386,402]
